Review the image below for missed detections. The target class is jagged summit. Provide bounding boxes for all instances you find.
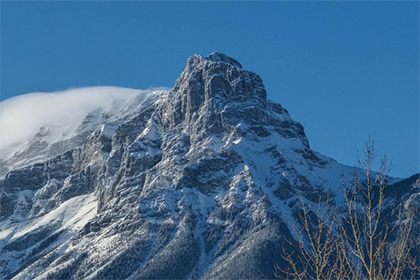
[190,52,243,69]
[164,53,268,133]
[170,53,267,127]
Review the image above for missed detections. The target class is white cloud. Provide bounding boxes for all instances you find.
[0,86,165,157]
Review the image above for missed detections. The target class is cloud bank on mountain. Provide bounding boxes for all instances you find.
[0,86,164,156]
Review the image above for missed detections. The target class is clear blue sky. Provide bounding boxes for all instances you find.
[1,1,418,178]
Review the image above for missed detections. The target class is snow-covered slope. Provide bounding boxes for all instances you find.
[0,53,416,280]
[0,87,167,177]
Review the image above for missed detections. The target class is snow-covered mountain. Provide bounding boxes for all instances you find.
[0,53,417,279]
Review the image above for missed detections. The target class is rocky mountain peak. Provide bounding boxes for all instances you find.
[174,52,266,102]
[189,52,243,69]
[168,53,268,127]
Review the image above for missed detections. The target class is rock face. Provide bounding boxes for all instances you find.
[0,53,417,280]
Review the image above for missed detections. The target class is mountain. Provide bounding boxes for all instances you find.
[0,53,417,280]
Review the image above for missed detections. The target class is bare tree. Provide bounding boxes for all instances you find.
[338,138,418,280]
[276,138,418,280]
[276,195,343,280]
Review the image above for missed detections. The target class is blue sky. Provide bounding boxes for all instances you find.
[1,1,418,177]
